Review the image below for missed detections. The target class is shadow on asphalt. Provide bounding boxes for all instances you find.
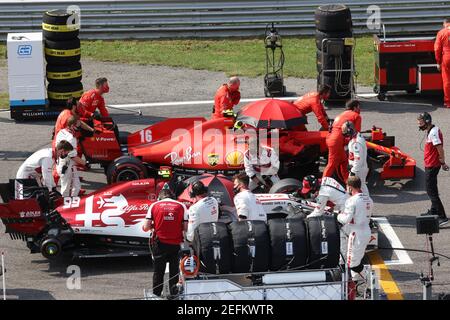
[5,288,56,300]
[30,255,152,279]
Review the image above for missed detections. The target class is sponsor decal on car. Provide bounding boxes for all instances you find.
[207,153,219,167]
[164,146,201,166]
[225,150,244,167]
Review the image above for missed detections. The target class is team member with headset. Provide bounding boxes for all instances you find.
[186,181,219,242]
[418,112,449,226]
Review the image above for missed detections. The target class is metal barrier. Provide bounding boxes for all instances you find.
[0,0,449,40]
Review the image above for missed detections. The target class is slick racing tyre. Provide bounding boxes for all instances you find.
[315,4,353,32]
[229,220,270,273]
[47,82,83,107]
[43,9,80,41]
[106,155,148,184]
[45,38,81,65]
[193,222,232,274]
[268,218,308,271]
[46,62,82,85]
[315,29,353,51]
[306,215,340,269]
[269,178,301,194]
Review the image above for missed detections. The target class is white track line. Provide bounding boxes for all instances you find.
[107,96,298,109]
[372,217,413,266]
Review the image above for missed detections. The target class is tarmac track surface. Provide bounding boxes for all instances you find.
[1,59,450,300]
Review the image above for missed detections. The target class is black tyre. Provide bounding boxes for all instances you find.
[40,237,62,260]
[315,4,353,32]
[46,62,82,85]
[47,82,83,107]
[229,220,270,273]
[315,29,353,51]
[43,9,79,41]
[306,215,340,269]
[45,38,81,65]
[268,218,308,271]
[192,222,233,274]
[316,49,352,73]
[269,178,301,194]
[318,73,352,100]
[106,155,148,184]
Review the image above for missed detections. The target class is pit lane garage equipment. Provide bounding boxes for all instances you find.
[315,4,354,104]
[7,32,51,121]
[416,215,440,300]
[373,29,443,101]
[264,23,286,97]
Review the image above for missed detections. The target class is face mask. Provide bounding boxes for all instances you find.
[102,84,110,93]
[419,124,428,131]
[233,186,240,195]
[60,154,68,159]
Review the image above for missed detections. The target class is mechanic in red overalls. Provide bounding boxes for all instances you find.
[53,98,94,157]
[79,77,110,118]
[143,189,188,297]
[212,76,241,119]
[435,18,450,108]
[322,100,362,183]
[293,85,331,131]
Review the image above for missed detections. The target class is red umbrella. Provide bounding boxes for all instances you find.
[237,98,307,129]
[178,174,235,206]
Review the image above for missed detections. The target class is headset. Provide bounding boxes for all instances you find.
[418,112,432,124]
[189,181,208,198]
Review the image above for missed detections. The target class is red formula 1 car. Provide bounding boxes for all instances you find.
[81,116,327,184]
[79,116,415,185]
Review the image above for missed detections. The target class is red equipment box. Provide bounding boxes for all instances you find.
[373,33,443,100]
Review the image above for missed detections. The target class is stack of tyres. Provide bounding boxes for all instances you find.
[268,218,308,271]
[315,4,353,102]
[306,215,340,269]
[43,10,83,108]
[192,222,233,274]
[229,221,270,273]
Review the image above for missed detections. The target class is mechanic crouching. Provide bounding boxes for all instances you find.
[55,116,86,197]
[186,181,219,242]
[233,173,267,222]
[15,141,73,199]
[301,175,348,217]
[143,189,188,298]
[337,176,373,282]
[244,138,280,191]
[343,121,369,195]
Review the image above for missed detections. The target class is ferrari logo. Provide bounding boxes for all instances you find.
[208,153,219,167]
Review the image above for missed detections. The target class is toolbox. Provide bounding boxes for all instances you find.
[373,33,443,100]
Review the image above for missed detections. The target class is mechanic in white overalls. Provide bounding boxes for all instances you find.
[301,175,349,217]
[337,176,373,281]
[15,141,73,199]
[244,137,280,191]
[233,172,267,222]
[55,115,86,197]
[343,121,369,195]
[186,181,219,242]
